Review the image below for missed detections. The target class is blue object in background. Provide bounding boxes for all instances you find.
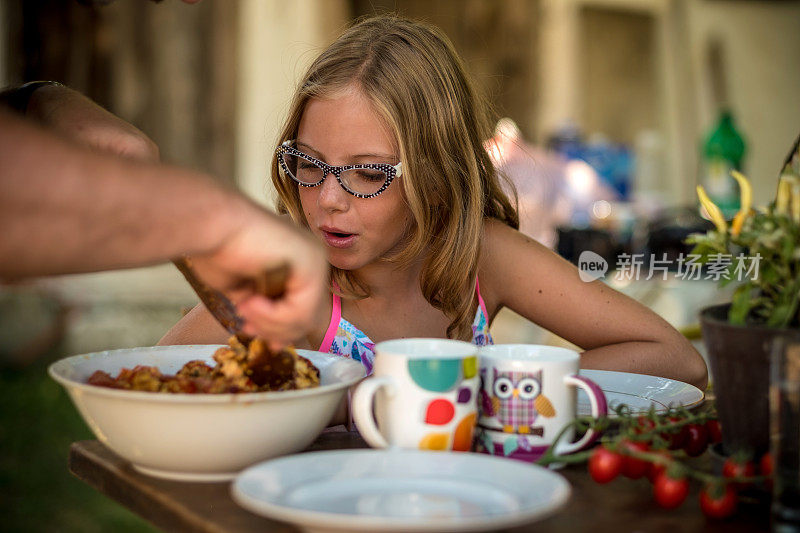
[548,125,633,201]
[561,142,633,201]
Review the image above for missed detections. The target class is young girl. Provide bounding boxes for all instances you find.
[160,15,708,390]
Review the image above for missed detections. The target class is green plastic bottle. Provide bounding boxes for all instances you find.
[701,110,746,218]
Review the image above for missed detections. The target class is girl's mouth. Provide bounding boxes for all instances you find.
[321,229,357,249]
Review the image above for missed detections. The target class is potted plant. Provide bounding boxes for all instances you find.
[688,136,800,456]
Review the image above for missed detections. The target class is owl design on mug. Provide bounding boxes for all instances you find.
[485,369,556,434]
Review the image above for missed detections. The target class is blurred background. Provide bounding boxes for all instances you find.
[0,0,798,530]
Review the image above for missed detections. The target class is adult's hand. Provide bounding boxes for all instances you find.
[189,202,328,348]
[0,101,327,346]
[26,84,159,162]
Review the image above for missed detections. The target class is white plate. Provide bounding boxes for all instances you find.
[232,449,570,532]
[577,369,704,416]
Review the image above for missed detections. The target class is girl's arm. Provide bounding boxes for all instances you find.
[480,219,708,390]
[159,303,320,348]
[158,304,230,346]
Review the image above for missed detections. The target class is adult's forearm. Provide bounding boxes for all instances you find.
[0,110,249,279]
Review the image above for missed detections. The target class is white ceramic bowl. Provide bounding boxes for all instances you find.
[48,345,365,482]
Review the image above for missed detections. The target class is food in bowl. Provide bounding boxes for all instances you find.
[86,336,319,393]
[48,345,366,481]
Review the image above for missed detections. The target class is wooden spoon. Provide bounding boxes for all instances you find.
[172,257,288,343]
[173,258,297,388]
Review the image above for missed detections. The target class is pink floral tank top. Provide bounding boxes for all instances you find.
[318,278,493,376]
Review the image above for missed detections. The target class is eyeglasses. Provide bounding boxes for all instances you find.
[277,140,402,198]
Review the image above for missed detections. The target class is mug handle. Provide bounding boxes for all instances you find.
[351,376,396,449]
[557,375,608,455]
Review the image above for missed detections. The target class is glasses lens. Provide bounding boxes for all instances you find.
[340,168,389,196]
[282,153,324,185]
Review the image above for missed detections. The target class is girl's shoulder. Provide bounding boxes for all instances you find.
[478,218,523,310]
[481,216,515,240]
[479,217,544,263]
[477,218,556,307]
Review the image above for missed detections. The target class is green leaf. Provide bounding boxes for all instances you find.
[766,281,800,328]
[760,266,779,287]
[782,233,796,263]
[719,261,740,287]
[768,302,796,328]
[729,284,754,325]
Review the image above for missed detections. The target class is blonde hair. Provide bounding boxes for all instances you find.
[272,14,518,340]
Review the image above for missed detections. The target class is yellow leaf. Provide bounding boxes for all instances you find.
[776,175,792,215]
[792,180,800,224]
[731,209,754,236]
[696,185,728,233]
[731,170,752,213]
[730,170,753,236]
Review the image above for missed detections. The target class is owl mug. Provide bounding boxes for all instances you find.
[476,344,607,462]
[352,338,479,451]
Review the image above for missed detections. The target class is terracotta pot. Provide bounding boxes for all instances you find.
[700,303,800,456]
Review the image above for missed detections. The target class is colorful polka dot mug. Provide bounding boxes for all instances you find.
[475,345,608,462]
[352,338,479,451]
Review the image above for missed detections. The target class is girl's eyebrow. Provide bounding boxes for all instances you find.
[296,141,396,162]
[352,152,397,160]
[296,141,323,158]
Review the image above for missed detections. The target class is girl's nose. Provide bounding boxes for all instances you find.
[317,172,349,212]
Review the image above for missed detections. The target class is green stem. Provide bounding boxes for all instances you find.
[535,416,609,466]
[610,444,768,485]
[532,407,770,487]
[625,412,710,442]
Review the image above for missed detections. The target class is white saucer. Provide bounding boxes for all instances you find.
[577,369,704,416]
[231,449,570,532]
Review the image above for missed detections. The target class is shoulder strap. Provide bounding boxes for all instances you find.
[476,276,490,321]
[318,291,342,353]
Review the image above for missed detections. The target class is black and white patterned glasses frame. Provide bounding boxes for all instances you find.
[276,140,403,199]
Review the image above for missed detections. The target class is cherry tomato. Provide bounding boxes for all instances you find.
[722,457,755,487]
[621,440,650,479]
[662,416,689,450]
[705,419,723,444]
[646,450,672,483]
[653,472,690,509]
[760,452,774,477]
[588,446,624,484]
[684,423,709,457]
[634,415,656,435]
[760,452,774,490]
[699,484,737,519]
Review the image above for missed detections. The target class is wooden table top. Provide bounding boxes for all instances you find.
[69,431,771,533]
